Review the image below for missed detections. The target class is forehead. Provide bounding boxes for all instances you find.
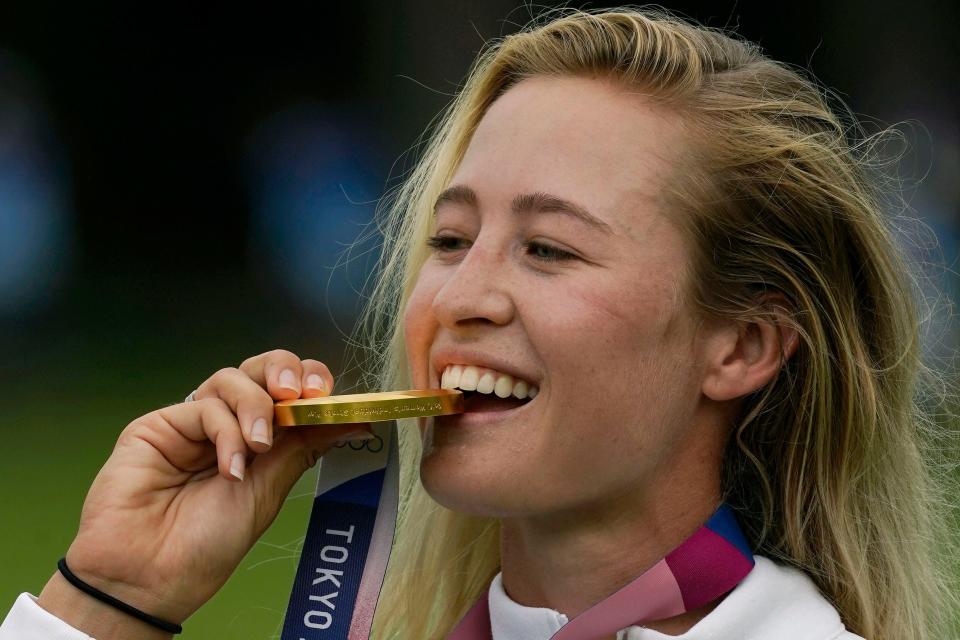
[452,75,687,238]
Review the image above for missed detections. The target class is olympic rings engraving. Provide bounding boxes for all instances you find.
[333,433,384,453]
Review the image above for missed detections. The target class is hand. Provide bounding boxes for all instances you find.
[37,350,374,636]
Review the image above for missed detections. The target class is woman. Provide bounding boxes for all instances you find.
[2,8,956,640]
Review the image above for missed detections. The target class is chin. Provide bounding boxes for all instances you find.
[418,449,525,518]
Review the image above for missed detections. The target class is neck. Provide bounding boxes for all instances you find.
[498,471,723,633]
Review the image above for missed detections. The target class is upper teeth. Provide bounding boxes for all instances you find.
[441,364,539,400]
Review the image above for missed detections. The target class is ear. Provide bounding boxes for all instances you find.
[701,293,800,402]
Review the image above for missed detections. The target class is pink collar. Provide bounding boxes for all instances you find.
[448,504,754,639]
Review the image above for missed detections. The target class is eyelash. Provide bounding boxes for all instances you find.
[425,235,576,262]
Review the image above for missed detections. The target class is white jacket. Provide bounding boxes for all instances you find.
[1,556,863,639]
[487,556,863,640]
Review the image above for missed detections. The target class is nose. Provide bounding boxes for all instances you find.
[430,234,516,331]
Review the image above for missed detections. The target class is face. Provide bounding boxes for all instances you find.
[403,75,719,519]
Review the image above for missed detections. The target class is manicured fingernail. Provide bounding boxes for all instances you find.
[305,374,325,392]
[341,430,376,442]
[251,417,271,446]
[230,452,245,481]
[279,368,300,392]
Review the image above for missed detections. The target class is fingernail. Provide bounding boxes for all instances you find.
[230,452,246,481]
[341,430,376,442]
[279,368,300,392]
[251,417,271,446]
[305,374,325,392]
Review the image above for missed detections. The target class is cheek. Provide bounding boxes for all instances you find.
[542,278,692,432]
[402,271,440,385]
[546,276,679,373]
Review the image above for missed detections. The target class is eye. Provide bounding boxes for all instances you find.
[425,235,469,252]
[425,235,578,263]
[522,241,576,262]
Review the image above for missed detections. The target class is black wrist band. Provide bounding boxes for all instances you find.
[57,557,183,635]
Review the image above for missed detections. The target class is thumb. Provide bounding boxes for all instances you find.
[246,423,375,533]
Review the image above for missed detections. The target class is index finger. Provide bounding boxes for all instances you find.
[238,350,334,401]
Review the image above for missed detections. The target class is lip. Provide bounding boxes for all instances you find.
[435,388,538,428]
[430,347,540,389]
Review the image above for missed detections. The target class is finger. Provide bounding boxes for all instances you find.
[299,359,334,398]
[246,422,376,533]
[194,367,276,453]
[149,398,250,482]
[238,349,305,400]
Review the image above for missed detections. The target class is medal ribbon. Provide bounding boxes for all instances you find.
[280,420,400,640]
[447,504,754,639]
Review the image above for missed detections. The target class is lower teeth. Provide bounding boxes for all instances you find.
[462,391,529,412]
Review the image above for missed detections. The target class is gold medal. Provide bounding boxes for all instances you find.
[274,389,464,427]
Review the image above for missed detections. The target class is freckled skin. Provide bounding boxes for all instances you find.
[402,75,728,520]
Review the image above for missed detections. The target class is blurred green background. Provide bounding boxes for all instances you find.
[2,272,357,638]
[1,1,957,638]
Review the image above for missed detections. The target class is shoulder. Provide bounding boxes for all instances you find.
[622,556,864,640]
[730,557,864,639]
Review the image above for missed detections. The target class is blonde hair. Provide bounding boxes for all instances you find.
[344,7,960,639]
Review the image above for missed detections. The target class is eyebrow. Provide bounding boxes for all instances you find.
[433,184,614,235]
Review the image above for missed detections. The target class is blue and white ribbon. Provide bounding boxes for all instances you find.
[280,420,399,640]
